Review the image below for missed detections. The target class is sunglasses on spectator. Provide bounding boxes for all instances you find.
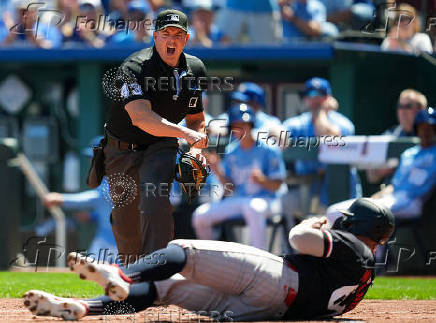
[399,15,413,25]
[397,103,416,110]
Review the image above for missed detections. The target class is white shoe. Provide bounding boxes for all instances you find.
[67,252,131,301]
[23,290,87,321]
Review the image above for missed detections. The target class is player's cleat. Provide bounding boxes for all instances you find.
[67,252,132,301]
[23,290,88,321]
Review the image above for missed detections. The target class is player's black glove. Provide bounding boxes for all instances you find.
[175,149,210,203]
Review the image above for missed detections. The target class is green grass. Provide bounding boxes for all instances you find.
[0,272,101,298]
[366,277,436,300]
[1,273,436,300]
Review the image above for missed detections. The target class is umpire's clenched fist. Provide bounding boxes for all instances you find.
[183,128,209,148]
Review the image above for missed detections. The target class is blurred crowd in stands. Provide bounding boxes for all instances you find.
[0,0,434,53]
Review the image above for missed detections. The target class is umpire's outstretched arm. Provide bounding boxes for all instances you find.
[125,99,208,148]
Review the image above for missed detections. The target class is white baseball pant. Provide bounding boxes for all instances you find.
[153,239,298,321]
[192,197,273,249]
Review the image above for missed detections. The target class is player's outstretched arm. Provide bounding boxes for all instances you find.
[288,216,329,257]
[125,99,207,146]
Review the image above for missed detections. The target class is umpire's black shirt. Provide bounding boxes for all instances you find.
[106,46,206,146]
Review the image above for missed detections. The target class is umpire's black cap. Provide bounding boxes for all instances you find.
[334,198,395,244]
[155,9,188,32]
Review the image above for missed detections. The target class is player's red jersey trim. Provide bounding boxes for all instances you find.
[283,285,297,307]
[344,269,373,313]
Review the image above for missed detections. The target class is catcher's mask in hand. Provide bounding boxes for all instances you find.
[174,147,210,204]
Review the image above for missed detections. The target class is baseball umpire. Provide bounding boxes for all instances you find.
[24,198,394,320]
[91,9,209,262]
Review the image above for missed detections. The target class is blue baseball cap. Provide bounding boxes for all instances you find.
[231,91,250,102]
[304,77,332,97]
[228,103,256,126]
[237,82,266,106]
[82,135,104,157]
[414,107,436,127]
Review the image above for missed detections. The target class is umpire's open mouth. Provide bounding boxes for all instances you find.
[167,46,176,55]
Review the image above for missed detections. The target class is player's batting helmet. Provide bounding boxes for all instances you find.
[414,107,436,132]
[332,198,395,244]
[228,103,256,126]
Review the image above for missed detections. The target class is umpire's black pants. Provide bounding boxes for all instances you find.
[104,138,178,264]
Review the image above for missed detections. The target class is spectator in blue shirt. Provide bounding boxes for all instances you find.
[187,1,228,47]
[279,0,338,40]
[319,0,374,32]
[328,107,436,221]
[42,136,118,263]
[0,19,8,44]
[109,0,162,21]
[106,1,152,45]
[62,2,106,48]
[4,0,62,48]
[282,77,361,214]
[215,0,282,44]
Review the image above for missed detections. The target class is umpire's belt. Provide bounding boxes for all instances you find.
[105,130,148,151]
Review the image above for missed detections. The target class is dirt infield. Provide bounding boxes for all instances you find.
[1,299,436,322]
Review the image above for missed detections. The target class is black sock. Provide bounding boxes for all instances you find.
[85,282,156,315]
[122,244,187,283]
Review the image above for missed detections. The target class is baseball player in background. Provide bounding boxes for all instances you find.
[282,77,360,214]
[42,136,118,261]
[211,82,282,137]
[23,198,395,321]
[328,107,436,221]
[193,103,286,250]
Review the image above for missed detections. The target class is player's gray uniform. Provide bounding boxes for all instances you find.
[154,239,299,321]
